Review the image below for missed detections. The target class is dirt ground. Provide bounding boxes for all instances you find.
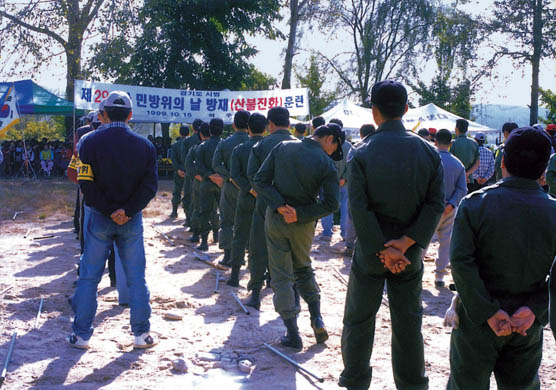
[0,179,555,389]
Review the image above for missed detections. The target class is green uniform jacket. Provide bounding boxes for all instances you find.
[195,136,221,180]
[253,138,339,224]
[212,131,249,181]
[247,129,296,185]
[185,144,199,176]
[494,144,504,181]
[231,135,263,194]
[349,120,445,265]
[450,134,479,171]
[450,177,556,326]
[181,133,201,173]
[170,138,185,172]
[546,153,556,197]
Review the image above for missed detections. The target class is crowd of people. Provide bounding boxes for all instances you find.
[36,82,555,390]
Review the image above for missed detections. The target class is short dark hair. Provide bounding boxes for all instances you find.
[192,119,203,131]
[234,110,250,129]
[268,107,290,127]
[105,106,131,122]
[456,119,469,133]
[199,123,210,138]
[294,123,307,134]
[329,118,343,129]
[374,103,405,119]
[209,118,224,136]
[248,113,267,134]
[417,128,430,138]
[504,127,551,180]
[179,125,189,136]
[502,122,518,135]
[312,116,325,128]
[435,129,453,145]
[360,124,376,138]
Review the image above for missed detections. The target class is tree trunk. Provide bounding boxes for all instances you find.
[161,123,171,144]
[64,21,84,138]
[529,0,543,125]
[281,0,299,90]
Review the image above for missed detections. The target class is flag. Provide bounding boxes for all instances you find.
[0,85,20,137]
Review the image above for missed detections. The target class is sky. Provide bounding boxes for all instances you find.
[1,0,555,107]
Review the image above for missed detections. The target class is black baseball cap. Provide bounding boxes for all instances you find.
[370,80,408,108]
[314,124,344,161]
[504,126,551,180]
[268,106,290,127]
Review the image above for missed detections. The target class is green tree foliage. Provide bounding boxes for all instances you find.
[320,0,434,106]
[2,116,66,141]
[539,88,556,124]
[487,0,556,125]
[241,66,279,91]
[295,55,336,117]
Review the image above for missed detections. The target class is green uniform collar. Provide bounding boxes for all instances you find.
[377,120,405,132]
[499,176,543,191]
[250,135,263,141]
[302,137,322,149]
[273,129,292,136]
[456,134,468,139]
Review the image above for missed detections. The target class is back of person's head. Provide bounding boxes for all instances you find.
[455,119,469,133]
[312,116,325,129]
[104,91,133,122]
[209,118,224,136]
[192,119,204,132]
[546,123,556,136]
[417,128,430,139]
[435,129,453,146]
[200,123,210,138]
[267,107,290,128]
[234,110,250,130]
[474,132,486,146]
[179,125,189,137]
[248,113,267,134]
[313,124,344,161]
[360,124,376,138]
[502,122,518,136]
[504,127,551,180]
[294,123,307,135]
[329,118,344,129]
[370,80,408,119]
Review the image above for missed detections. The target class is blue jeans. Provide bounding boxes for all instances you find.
[320,186,348,238]
[72,206,151,340]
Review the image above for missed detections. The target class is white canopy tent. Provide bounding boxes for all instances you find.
[319,99,376,140]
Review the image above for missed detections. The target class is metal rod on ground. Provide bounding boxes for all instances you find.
[24,229,31,238]
[12,211,22,221]
[332,266,348,286]
[34,298,44,328]
[32,235,55,241]
[264,343,324,383]
[152,225,176,246]
[0,332,17,388]
[231,292,250,315]
[214,270,220,293]
[0,286,12,296]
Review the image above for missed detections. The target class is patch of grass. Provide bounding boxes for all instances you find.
[38,214,46,220]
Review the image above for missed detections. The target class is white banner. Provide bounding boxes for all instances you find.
[74,80,310,123]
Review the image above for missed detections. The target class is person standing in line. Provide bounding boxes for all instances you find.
[339,80,445,390]
[68,91,158,350]
[195,119,224,251]
[212,111,250,266]
[253,125,343,350]
[494,122,519,181]
[469,132,495,192]
[169,126,188,218]
[430,129,467,288]
[227,113,267,287]
[181,119,203,228]
[447,127,556,390]
[293,123,307,140]
[450,119,480,191]
[244,107,296,310]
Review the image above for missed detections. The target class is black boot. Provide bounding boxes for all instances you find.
[170,206,178,218]
[308,301,328,344]
[196,233,209,251]
[245,287,261,311]
[219,249,231,267]
[212,229,219,243]
[280,317,303,350]
[226,265,240,287]
[188,231,200,243]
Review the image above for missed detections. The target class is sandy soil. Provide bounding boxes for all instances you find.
[0,180,555,389]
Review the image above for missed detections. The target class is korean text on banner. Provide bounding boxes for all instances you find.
[74,80,310,123]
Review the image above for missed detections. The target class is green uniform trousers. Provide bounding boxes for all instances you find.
[265,209,320,320]
[189,179,201,232]
[182,174,194,224]
[218,181,239,250]
[172,174,185,210]
[230,192,256,267]
[340,249,428,390]
[447,310,542,390]
[199,180,220,235]
[247,197,269,291]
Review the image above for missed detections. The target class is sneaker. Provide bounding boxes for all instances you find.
[67,333,89,349]
[134,333,157,349]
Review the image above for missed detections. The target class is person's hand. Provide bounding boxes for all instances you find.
[477,178,486,185]
[249,189,257,198]
[209,174,223,187]
[378,247,411,274]
[487,309,512,336]
[110,209,130,225]
[538,174,546,187]
[510,307,535,336]
[177,169,185,178]
[195,175,202,182]
[339,178,346,187]
[443,204,454,216]
[277,205,297,224]
[384,235,416,255]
